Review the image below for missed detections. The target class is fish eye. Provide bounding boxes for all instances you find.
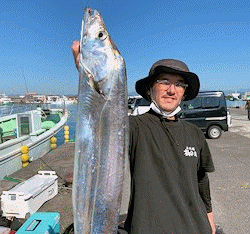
[97,31,108,40]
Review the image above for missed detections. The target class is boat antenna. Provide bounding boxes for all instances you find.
[22,67,29,95]
[22,68,32,110]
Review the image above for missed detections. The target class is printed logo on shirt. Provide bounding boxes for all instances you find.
[183,146,197,157]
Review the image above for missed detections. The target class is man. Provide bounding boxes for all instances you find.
[72,42,216,234]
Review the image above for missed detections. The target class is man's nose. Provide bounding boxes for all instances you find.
[166,83,176,93]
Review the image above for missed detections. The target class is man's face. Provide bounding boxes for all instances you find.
[151,73,186,112]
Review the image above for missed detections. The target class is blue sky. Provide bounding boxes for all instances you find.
[1,0,250,96]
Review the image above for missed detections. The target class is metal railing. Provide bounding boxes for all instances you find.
[0,102,69,118]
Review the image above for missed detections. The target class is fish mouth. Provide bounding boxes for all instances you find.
[84,8,100,22]
[85,8,95,16]
[81,8,102,41]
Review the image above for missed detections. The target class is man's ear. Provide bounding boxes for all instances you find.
[147,88,152,101]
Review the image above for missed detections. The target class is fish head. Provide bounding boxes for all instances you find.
[80,8,124,97]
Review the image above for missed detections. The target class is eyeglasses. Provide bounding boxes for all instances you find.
[156,79,188,91]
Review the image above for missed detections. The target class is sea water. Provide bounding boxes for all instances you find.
[56,103,77,146]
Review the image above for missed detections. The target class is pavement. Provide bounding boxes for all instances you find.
[228,108,250,138]
[0,107,249,233]
[208,107,250,233]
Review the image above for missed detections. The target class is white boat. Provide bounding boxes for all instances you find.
[46,95,77,105]
[0,94,13,105]
[45,95,64,105]
[0,107,69,180]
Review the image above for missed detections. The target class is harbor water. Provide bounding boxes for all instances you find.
[55,103,77,146]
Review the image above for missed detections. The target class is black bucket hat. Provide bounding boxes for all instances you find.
[135,59,200,101]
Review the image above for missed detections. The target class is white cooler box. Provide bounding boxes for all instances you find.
[1,171,58,219]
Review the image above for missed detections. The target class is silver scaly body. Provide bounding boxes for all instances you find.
[72,8,128,234]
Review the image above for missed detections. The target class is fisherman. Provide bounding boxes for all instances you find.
[72,41,216,234]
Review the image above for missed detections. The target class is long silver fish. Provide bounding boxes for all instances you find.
[72,8,128,234]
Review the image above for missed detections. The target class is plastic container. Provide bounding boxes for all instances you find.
[16,212,59,234]
[1,171,58,219]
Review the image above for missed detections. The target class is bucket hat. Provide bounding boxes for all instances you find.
[135,59,200,101]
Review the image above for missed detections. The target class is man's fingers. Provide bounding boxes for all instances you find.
[71,40,80,60]
[71,40,80,70]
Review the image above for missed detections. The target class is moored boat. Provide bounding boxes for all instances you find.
[0,107,69,180]
[0,94,13,106]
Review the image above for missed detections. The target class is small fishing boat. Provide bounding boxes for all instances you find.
[0,106,69,180]
[0,94,13,106]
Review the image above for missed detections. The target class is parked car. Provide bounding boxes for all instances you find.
[131,97,150,115]
[128,95,142,110]
[131,91,230,139]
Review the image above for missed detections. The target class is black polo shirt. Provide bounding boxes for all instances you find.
[125,110,215,234]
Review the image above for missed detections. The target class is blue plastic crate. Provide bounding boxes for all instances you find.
[16,212,60,234]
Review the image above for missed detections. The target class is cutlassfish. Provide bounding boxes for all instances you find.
[72,8,128,234]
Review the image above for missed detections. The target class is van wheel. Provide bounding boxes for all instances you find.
[207,125,222,139]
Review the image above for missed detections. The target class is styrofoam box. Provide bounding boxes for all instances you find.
[1,171,58,219]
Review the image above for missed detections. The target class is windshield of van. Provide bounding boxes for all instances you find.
[202,97,220,108]
[181,97,202,110]
[136,98,151,107]
[181,96,220,110]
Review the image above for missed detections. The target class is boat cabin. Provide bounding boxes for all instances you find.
[0,109,61,143]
